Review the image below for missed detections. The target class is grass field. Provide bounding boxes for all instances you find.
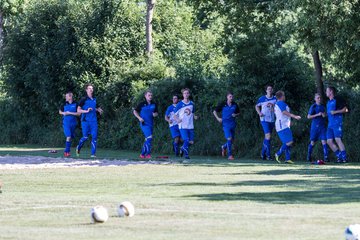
[1,145,359,240]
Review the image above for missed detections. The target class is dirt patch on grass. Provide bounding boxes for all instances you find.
[0,155,172,170]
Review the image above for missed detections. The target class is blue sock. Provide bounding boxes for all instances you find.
[173,141,179,155]
[341,150,347,160]
[91,139,97,155]
[222,143,227,149]
[335,150,341,159]
[182,140,189,157]
[145,138,152,155]
[322,144,328,159]
[141,142,147,155]
[65,141,71,153]
[261,139,266,157]
[265,139,271,157]
[307,144,313,160]
[285,145,291,160]
[77,137,88,151]
[277,144,287,157]
[227,140,232,156]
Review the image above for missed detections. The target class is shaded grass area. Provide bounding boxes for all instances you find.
[1,145,360,239]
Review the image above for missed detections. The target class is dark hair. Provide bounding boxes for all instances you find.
[173,95,179,99]
[84,83,93,90]
[144,89,152,96]
[275,90,285,100]
[65,90,73,95]
[265,85,273,91]
[327,86,337,95]
[226,91,233,97]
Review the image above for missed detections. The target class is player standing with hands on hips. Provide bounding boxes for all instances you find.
[274,91,301,164]
[133,90,158,159]
[76,84,103,158]
[213,92,240,160]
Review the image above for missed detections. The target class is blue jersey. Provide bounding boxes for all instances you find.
[214,101,240,128]
[135,101,158,127]
[165,104,179,127]
[79,96,98,122]
[327,97,346,127]
[174,100,195,129]
[308,103,326,129]
[256,95,276,122]
[60,101,78,125]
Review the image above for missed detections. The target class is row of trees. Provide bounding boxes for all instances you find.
[0,0,359,159]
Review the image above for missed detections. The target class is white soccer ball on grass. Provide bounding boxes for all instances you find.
[345,224,360,240]
[91,206,109,223]
[117,201,135,217]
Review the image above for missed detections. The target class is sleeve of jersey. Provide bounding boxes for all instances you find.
[134,102,143,113]
[234,103,240,114]
[59,104,65,112]
[174,102,182,115]
[165,106,171,117]
[256,96,263,106]
[308,105,314,115]
[78,97,86,108]
[214,102,223,112]
[278,102,287,112]
[335,97,346,110]
[154,103,158,113]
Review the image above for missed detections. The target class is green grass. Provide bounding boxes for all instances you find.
[1,145,360,239]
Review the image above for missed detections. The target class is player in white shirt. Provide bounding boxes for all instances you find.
[173,88,198,159]
[274,91,301,164]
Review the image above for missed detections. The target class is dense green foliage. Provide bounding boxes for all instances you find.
[0,0,360,160]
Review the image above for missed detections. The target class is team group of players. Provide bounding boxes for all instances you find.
[59,84,348,163]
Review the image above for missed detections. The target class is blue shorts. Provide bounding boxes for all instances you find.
[310,126,327,142]
[261,121,275,134]
[179,129,194,142]
[63,121,77,138]
[327,125,343,139]
[81,121,98,140]
[170,125,181,139]
[277,128,293,144]
[141,124,153,138]
[223,126,235,139]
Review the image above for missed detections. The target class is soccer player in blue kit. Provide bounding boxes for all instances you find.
[173,88,198,160]
[165,95,181,156]
[76,84,103,158]
[133,90,158,159]
[306,93,328,162]
[255,85,277,160]
[326,86,348,163]
[274,91,301,164]
[213,92,240,160]
[59,91,80,157]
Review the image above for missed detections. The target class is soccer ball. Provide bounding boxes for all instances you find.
[345,224,360,240]
[91,206,109,223]
[117,201,135,217]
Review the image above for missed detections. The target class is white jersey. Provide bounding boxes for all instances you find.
[274,100,291,132]
[256,95,276,122]
[174,100,195,129]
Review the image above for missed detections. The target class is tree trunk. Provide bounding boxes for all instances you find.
[0,11,3,61]
[312,50,325,102]
[146,0,156,56]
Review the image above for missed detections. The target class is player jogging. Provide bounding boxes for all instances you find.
[173,88,198,160]
[274,91,301,164]
[326,86,348,163]
[133,90,158,159]
[165,95,181,156]
[59,91,80,157]
[76,84,103,158]
[255,85,276,160]
[213,92,240,160]
[306,93,328,162]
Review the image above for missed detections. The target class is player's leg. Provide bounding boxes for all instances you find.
[171,126,181,156]
[90,122,98,157]
[307,127,318,162]
[276,128,293,163]
[326,127,341,161]
[76,121,90,156]
[187,129,195,159]
[63,123,72,157]
[333,125,347,162]
[140,125,152,158]
[261,122,272,160]
[179,129,190,159]
[320,127,329,162]
[224,126,235,160]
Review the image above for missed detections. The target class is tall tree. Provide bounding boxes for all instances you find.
[146,0,156,56]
